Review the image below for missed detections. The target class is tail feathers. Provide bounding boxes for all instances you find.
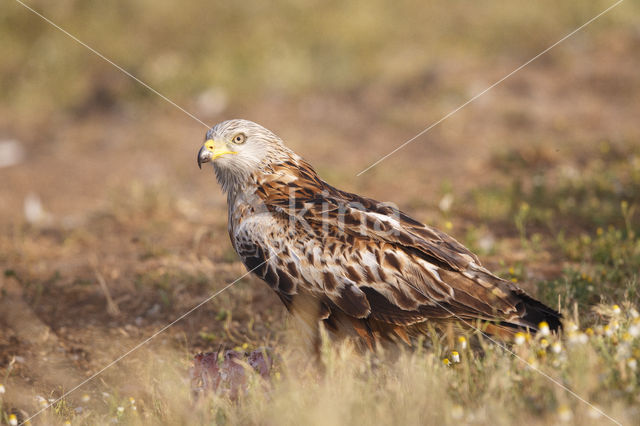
[507,293,563,333]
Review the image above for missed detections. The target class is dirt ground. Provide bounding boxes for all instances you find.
[1,2,640,422]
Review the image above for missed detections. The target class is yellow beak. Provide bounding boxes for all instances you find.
[197,139,237,169]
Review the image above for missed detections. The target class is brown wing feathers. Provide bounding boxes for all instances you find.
[235,155,561,345]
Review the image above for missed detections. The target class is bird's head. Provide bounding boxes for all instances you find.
[198,119,291,192]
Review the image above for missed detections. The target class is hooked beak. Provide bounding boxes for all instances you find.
[197,145,210,169]
[197,139,237,169]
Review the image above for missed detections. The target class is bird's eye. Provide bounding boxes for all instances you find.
[233,133,246,144]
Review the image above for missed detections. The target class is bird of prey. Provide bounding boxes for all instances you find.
[197,119,561,348]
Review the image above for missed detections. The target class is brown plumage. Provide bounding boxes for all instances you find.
[198,119,562,348]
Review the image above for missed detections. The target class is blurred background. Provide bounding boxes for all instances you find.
[1,1,639,215]
[1,0,639,421]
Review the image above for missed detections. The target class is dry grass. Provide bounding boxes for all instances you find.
[5,312,640,425]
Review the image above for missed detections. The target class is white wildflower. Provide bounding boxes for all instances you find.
[438,193,454,213]
[451,404,464,420]
[538,321,550,336]
[457,336,467,350]
[588,407,602,419]
[558,405,573,422]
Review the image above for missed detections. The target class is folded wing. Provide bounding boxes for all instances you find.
[242,159,561,337]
